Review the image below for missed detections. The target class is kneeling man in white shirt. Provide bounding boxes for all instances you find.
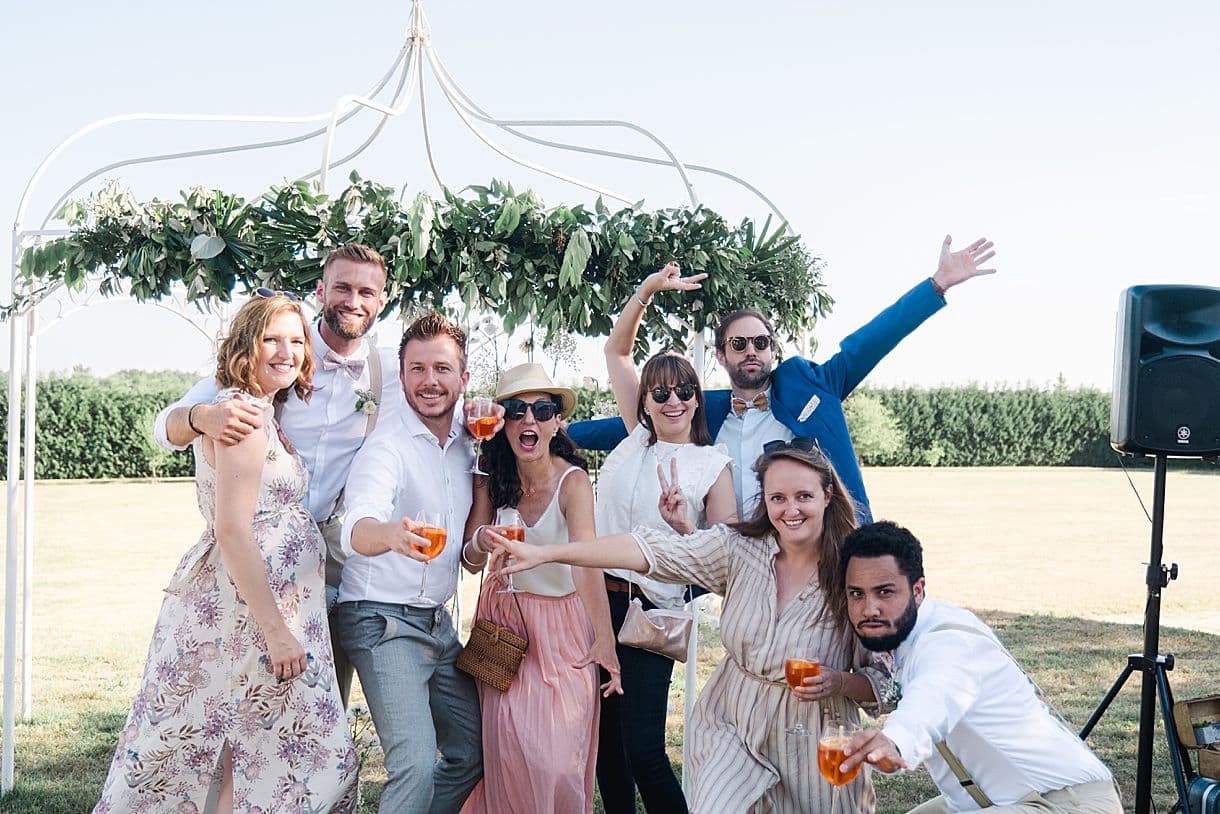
[838,521,1122,814]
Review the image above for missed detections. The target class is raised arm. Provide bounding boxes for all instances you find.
[211,424,306,682]
[604,262,707,432]
[930,235,996,294]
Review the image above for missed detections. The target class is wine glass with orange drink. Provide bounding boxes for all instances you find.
[783,654,821,736]
[819,716,862,814]
[411,509,447,605]
[466,397,496,475]
[493,507,525,593]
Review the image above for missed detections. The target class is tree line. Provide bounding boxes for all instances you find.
[0,372,1211,479]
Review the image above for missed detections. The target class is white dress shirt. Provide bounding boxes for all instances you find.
[154,322,404,522]
[714,386,793,517]
[882,599,1112,810]
[336,402,474,606]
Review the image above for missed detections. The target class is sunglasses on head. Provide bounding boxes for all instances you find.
[649,383,697,404]
[762,436,822,455]
[500,398,561,422]
[727,335,773,353]
[255,286,302,302]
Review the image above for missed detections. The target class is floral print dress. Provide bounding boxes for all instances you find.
[95,390,358,814]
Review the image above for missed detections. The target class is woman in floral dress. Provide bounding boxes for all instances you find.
[95,294,358,814]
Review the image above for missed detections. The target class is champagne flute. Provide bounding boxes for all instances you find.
[493,507,525,594]
[412,509,447,606]
[819,716,862,814]
[466,396,495,475]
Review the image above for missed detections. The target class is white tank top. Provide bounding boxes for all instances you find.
[502,466,581,597]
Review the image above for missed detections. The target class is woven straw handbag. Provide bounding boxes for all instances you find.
[456,570,528,692]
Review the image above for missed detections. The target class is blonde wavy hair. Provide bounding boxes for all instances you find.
[215,296,314,403]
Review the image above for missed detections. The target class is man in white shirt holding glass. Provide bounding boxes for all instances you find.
[154,243,404,705]
[333,312,487,814]
[837,521,1121,814]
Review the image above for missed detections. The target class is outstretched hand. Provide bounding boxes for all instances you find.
[657,458,693,534]
[931,235,997,292]
[840,728,908,774]
[640,261,707,302]
[484,527,547,575]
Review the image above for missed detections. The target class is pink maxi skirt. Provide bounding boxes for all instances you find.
[461,577,600,813]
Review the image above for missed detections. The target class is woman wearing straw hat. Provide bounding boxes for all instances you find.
[459,363,622,814]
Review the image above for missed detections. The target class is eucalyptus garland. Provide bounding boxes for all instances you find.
[13,173,831,356]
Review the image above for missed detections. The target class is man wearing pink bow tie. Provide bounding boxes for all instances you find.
[154,243,405,704]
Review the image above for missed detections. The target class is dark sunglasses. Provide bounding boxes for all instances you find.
[255,286,302,302]
[762,436,822,455]
[500,398,561,422]
[727,335,773,353]
[650,383,697,404]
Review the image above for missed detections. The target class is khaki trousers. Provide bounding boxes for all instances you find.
[908,779,1122,814]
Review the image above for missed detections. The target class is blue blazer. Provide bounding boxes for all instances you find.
[568,278,946,522]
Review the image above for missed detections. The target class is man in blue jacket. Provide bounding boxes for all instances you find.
[567,235,997,522]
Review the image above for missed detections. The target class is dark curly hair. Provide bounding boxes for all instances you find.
[841,521,925,586]
[480,395,588,509]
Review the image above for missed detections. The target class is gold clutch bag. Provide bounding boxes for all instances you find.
[617,597,693,663]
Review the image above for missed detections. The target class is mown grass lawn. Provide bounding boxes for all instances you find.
[1,466,1217,812]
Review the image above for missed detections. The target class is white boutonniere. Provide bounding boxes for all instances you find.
[354,389,379,415]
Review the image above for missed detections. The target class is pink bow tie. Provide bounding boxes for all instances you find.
[322,350,365,377]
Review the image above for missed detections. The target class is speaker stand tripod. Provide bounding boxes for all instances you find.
[1079,454,1194,814]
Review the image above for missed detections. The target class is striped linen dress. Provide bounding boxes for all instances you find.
[633,524,888,814]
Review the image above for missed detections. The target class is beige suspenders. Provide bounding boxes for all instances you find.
[924,622,1002,808]
[276,341,384,589]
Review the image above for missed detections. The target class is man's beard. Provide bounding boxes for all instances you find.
[856,595,919,652]
[323,305,374,340]
[727,359,773,391]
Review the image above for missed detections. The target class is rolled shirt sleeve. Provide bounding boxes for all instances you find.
[630,523,735,596]
[338,433,404,557]
[154,377,220,451]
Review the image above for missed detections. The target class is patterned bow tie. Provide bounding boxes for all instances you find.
[730,392,769,417]
[322,350,365,377]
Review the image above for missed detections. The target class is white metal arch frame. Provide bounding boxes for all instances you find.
[4,0,793,795]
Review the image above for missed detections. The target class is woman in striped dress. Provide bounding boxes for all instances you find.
[487,441,888,813]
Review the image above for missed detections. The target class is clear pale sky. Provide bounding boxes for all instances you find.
[2,1,1218,389]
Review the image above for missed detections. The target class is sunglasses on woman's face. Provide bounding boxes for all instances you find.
[649,383,697,404]
[727,335,773,353]
[762,436,821,455]
[255,286,302,302]
[500,398,561,422]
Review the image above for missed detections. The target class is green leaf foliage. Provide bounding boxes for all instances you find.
[10,176,829,353]
[0,371,197,479]
[855,384,1219,469]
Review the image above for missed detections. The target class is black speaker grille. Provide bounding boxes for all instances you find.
[1134,355,1220,453]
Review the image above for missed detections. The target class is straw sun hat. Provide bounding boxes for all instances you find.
[493,363,578,419]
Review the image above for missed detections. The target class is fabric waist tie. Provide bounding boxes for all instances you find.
[728,657,787,688]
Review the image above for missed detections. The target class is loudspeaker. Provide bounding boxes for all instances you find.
[1111,285,1220,457]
